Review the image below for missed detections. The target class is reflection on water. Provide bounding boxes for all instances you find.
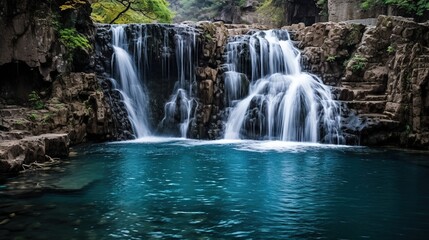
[1,140,429,239]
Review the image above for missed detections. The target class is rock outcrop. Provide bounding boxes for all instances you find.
[289,15,429,149]
[190,22,229,139]
[0,0,123,173]
[327,0,389,22]
[0,134,69,173]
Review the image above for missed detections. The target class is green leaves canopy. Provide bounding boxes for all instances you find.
[91,0,173,24]
[361,0,429,16]
[172,0,244,22]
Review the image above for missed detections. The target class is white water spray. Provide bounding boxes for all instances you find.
[160,27,197,138]
[224,30,342,143]
[111,25,151,137]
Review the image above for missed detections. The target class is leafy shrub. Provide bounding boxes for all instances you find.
[361,0,429,16]
[350,55,368,72]
[326,55,337,62]
[27,113,38,122]
[59,28,92,53]
[387,45,395,54]
[28,91,45,110]
[60,0,86,11]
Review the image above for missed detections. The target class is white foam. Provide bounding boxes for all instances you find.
[110,136,186,144]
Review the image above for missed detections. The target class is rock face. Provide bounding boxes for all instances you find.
[0,0,124,173]
[290,15,429,149]
[327,0,389,22]
[0,0,66,81]
[0,134,69,173]
[190,22,229,139]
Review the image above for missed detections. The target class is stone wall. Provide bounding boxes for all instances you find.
[190,22,229,139]
[289,15,429,149]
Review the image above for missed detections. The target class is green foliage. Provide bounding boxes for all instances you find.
[387,45,395,54]
[316,0,328,16]
[60,0,87,11]
[173,0,243,22]
[326,55,337,62]
[42,113,53,124]
[91,0,173,23]
[257,0,287,26]
[59,28,92,53]
[349,55,368,72]
[28,91,45,110]
[27,113,38,122]
[361,0,429,16]
[346,24,364,46]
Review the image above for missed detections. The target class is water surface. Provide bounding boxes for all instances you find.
[1,139,429,239]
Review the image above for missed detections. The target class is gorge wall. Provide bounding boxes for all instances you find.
[1,1,429,173]
[286,15,429,148]
[0,0,123,173]
[327,0,389,22]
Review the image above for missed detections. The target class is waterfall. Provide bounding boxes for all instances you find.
[103,24,198,138]
[111,25,151,138]
[224,30,342,143]
[160,26,197,138]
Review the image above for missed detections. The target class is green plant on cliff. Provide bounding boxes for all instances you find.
[27,113,38,122]
[361,0,429,16]
[60,0,87,11]
[28,91,45,110]
[42,113,53,124]
[387,45,395,54]
[172,0,244,22]
[257,0,286,26]
[349,55,368,72]
[91,0,173,23]
[59,28,92,54]
[326,55,337,62]
[345,24,364,46]
[316,0,328,16]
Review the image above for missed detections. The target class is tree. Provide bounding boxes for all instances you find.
[171,0,244,22]
[91,0,173,24]
[361,0,429,16]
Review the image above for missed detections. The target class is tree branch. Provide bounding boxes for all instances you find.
[109,0,132,24]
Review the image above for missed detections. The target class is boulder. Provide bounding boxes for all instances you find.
[0,133,69,173]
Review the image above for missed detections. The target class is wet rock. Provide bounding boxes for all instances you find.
[293,15,429,149]
[0,134,69,173]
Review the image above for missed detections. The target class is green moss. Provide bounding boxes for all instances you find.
[27,113,38,122]
[361,0,429,16]
[59,28,92,53]
[42,113,53,124]
[350,55,368,73]
[316,0,328,16]
[28,91,45,110]
[387,45,395,54]
[345,24,363,46]
[326,55,337,62]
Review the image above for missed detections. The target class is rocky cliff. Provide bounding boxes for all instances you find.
[327,0,389,22]
[190,22,229,139]
[0,0,120,173]
[287,15,429,149]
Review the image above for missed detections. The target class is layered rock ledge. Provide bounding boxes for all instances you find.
[0,134,69,173]
[287,15,429,149]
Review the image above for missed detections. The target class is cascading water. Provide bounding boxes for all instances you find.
[104,24,198,138]
[111,25,151,138]
[160,27,197,138]
[224,30,343,143]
